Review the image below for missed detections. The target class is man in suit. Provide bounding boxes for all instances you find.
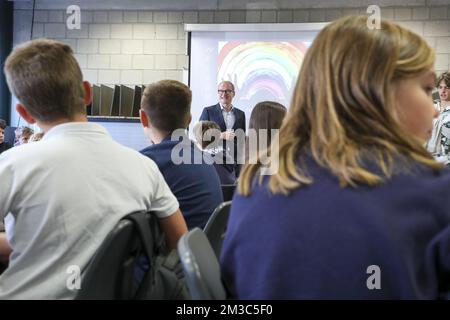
[199,81,246,176]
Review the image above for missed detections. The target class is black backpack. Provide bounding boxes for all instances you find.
[127,212,190,300]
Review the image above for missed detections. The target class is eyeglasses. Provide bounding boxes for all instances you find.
[218,89,234,94]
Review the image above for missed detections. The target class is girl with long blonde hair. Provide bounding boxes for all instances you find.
[221,16,449,299]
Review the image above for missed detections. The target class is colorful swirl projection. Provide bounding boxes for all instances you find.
[217,41,308,102]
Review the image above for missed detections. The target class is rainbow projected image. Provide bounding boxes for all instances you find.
[217,41,309,114]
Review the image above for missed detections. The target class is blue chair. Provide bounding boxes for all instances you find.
[203,201,231,259]
[76,212,154,300]
[177,228,227,300]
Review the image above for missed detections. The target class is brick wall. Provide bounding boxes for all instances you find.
[10,4,450,128]
[14,6,450,87]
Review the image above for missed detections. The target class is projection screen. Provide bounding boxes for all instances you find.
[186,23,327,132]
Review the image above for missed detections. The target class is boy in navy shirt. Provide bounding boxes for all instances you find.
[140,80,223,229]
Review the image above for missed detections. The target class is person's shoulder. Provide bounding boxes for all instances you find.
[204,103,220,110]
[141,141,181,166]
[0,142,43,167]
[5,140,40,154]
[426,165,450,185]
[233,107,245,116]
[140,143,161,159]
[103,141,159,169]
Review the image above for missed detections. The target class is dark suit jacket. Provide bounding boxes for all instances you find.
[199,103,246,133]
[200,104,246,171]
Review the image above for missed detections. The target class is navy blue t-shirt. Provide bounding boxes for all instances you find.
[221,158,450,299]
[141,136,223,229]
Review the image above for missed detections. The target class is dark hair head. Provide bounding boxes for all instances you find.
[249,101,287,146]
[193,120,221,149]
[0,119,6,130]
[141,80,192,134]
[249,101,287,131]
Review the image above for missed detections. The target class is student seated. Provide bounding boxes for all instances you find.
[14,126,33,146]
[426,72,450,164]
[246,101,287,165]
[0,39,187,299]
[139,80,223,230]
[193,120,236,185]
[0,120,12,155]
[221,16,450,299]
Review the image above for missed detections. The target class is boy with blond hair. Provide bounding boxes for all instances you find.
[0,39,187,299]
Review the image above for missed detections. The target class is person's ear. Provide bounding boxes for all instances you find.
[82,81,92,105]
[139,109,149,128]
[16,104,36,124]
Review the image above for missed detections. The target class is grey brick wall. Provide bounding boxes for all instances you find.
[9,4,450,126]
[13,6,450,87]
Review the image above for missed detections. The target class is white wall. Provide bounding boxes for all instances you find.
[9,0,450,142]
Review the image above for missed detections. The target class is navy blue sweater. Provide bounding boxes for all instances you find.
[141,136,223,229]
[221,159,450,299]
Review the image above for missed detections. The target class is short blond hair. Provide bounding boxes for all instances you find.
[4,39,85,122]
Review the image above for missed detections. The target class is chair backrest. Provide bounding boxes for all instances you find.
[178,228,227,300]
[221,184,236,202]
[76,213,145,300]
[203,201,231,259]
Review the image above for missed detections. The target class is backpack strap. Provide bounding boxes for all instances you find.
[126,211,155,261]
[127,211,173,299]
[147,211,166,254]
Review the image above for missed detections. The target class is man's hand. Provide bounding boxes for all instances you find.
[220,130,235,141]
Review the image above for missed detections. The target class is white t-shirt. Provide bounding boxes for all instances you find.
[427,106,450,164]
[0,122,179,299]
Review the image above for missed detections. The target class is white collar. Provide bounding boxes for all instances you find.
[220,104,233,112]
[43,122,109,140]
